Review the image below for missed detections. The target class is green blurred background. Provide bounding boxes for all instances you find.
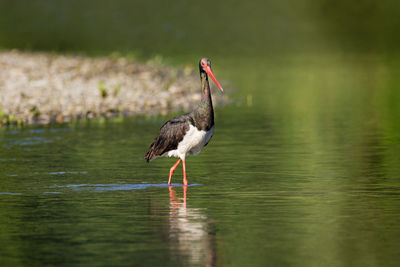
[1,0,399,57]
[2,0,399,119]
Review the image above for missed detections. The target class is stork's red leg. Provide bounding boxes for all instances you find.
[168,159,181,184]
[182,159,188,185]
[183,185,187,209]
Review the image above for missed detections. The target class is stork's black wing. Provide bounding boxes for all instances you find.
[145,113,194,162]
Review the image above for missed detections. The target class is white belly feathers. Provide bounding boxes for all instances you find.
[166,125,214,159]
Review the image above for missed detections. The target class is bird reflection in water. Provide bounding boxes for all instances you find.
[168,186,216,266]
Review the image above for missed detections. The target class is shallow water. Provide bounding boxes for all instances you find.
[1,59,400,265]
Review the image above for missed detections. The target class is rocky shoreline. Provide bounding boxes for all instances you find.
[0,50,228,126]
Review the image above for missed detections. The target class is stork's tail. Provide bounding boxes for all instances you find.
[144,146,158,162]
[144,151,152,162]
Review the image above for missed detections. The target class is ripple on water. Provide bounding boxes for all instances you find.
[5,128,69,135]
[1,128,68,150]
[48,171,88,175]
[27,129,46,134]
[6,130,21,134]
[2,137,55,150]
[18,137,53,146]
[0,158,16,162]
[52,183,201,192]
[0,192,22,195]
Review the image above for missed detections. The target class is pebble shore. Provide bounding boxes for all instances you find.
[0,50,228,126]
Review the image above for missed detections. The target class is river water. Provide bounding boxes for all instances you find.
[1,54,400,266]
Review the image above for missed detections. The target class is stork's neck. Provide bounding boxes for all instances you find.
[201,72,212,103]
[193,72,214,130]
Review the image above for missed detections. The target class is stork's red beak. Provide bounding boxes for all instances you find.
[204,65,224,92]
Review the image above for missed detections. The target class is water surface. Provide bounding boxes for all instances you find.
[1,56,400,266]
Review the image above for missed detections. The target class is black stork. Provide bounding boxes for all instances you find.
[145,58,224,185]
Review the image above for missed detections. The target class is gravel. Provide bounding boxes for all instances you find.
[0,50,228,126]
